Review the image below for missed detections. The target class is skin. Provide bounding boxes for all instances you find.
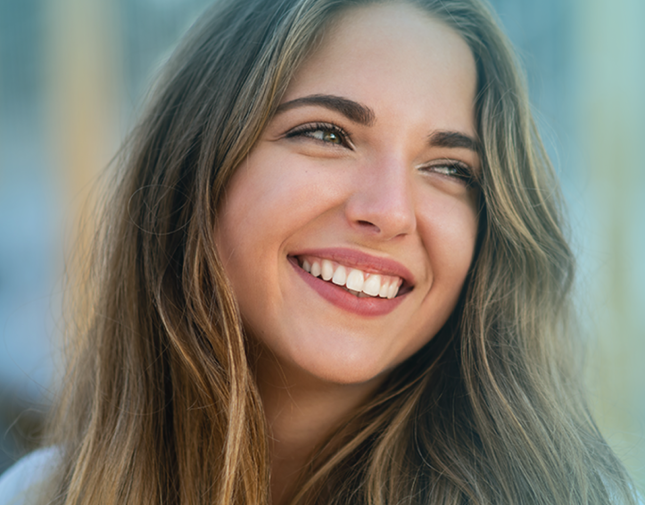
[215,3,479,502]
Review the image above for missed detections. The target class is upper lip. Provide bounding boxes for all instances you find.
[289,247,416,287]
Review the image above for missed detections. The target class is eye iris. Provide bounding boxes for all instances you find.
[434,165,457,176]
[323,131,341,144]
[437,165,463,177]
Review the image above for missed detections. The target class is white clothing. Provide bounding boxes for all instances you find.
[0,448,58,505]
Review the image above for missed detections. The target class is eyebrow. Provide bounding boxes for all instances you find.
[276,94,480,153]
[275,94,376,126]
[427,130,480,154]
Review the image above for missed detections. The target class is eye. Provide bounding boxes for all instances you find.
[421,160,476,186]
[285,122,353,148]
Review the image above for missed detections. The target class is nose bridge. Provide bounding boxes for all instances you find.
[345,153,417,239]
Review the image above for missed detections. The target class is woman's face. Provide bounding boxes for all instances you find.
[216,3,479,386]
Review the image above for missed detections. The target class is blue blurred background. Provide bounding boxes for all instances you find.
[0,0,643,492]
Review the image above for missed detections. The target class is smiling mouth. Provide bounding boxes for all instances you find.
[294,255,412,299]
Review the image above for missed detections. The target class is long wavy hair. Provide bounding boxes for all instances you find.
[43,0,637,503]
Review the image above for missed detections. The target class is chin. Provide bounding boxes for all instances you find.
[283,345,403,387]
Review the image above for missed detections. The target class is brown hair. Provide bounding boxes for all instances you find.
[44,0,637,503]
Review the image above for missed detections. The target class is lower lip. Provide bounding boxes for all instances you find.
[290,258,405,317]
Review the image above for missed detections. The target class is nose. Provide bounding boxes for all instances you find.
[344,156,417,240]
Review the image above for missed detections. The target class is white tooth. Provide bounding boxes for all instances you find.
[387,282,399,299]
[378,280,390,298]
[302,259,311,273]
[332,265,347,286]
[321,259,334,281]
[362,274,381,296]
[311,261,321,277]
[346,269,364,292]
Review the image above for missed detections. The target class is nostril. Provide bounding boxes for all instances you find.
[356,219,381,233]
[355,219,382,234]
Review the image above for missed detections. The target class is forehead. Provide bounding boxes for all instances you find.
[283,2,478,136]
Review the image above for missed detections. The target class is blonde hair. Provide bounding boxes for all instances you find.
[44,0,637,503]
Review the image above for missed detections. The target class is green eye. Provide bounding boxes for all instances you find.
[432,165,460,177]
[286,122,351,148]
[422,160,474,186]
[322,131,341,144]
[309,129,342,144]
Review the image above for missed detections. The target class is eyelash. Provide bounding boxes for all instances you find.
[285,122,352,148]
[285,123,476,186]
[421,160,476,186]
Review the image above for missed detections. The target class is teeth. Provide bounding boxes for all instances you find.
[332,265,347,286]
[362,274,381,296]
[346,269,364,291]
[299,256,405,300]
[321,259,334,281]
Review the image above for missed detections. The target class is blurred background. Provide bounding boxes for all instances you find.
[0,0,643,493]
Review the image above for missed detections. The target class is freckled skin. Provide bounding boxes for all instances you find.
[216,3,479,387]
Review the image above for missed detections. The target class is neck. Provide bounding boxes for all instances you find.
[254,353,385,505]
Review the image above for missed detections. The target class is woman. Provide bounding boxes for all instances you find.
[0,0,638,503]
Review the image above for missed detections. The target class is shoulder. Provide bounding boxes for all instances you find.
[0,447,60,505]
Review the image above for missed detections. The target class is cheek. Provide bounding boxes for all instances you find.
[390,192,477,358]
[214,151,347,306]
[418,191,479,283]
[219,151,345,245]
[215,164,269,294]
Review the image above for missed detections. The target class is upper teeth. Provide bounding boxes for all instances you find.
[300,256,402,299]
